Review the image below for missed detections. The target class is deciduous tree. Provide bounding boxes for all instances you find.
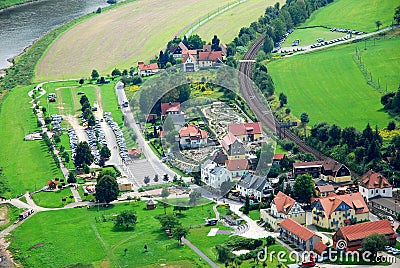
[115,210,137,229]
[95,175,119,203]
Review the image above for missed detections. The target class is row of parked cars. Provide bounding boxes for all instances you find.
[85,127,101,164]
[68,128,78,159]
[104,112,129,162]
[272,28,294,53]
[330,28,364,35]
[385,246,400,255]
[94,120,107,148]
[310,36,349,48]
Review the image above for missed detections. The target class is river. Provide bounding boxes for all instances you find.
[0,0,111,70]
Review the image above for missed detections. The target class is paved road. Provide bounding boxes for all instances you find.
[182,237,219,268]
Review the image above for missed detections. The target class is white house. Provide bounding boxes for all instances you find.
[183,53,198,72]
[359,170,392,202]
[138,62,159,76]
[201,159,232,189]
[225,159,249,178]
[178,124,208,149]
[236,174,273,202]
[198,51,223,68]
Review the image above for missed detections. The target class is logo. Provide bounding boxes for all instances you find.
[336,239,347,250]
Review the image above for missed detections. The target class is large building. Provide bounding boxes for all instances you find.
[333,219,396,252]
[236,174,273,202]
[138,61,159,76]
[320,160,351,183]
[161,102,181,118]
[221,132,246,160]
[178,124,208,149]
[311,192,369,230]
[279,218,322,251]
[359,170,392,202]
[201,159,232,189]
[229,122,263,143]
[226,159,249,178]
[261,191,306,230]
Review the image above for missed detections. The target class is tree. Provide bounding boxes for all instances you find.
[163,174,169,182]
[157,213,181,231]
[111,68,121,76]
[388,121,396,131]
[91,69,99,79]
[267,164,281,178]
[211,35,221,51]
[100,146,111,159]
[67,172,76,184]
[279,93,287,107]
[243,195,250,215]
[74,141,93,168]
[53,134,61,143]
[300,112,309,137]
[187,34,205,49]
[153,174,159,182]
[375,20,382,30]
[79,78,84,85]
[96,7,102,13]
[266,235,276,246]
[216,245,232,263]
[95,175,119,203]
[161,187,169,199]
[283,183,292,196]
[80,95,89,106]
[189,191,201,206]
[362,233,388,259]
[262,35,274,54]
[115,210,137,229]
[394,5,400,24]
[144,176,150,184]
[293,174,314,204]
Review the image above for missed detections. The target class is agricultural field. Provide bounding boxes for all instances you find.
[0,85,63,197]
[281,26,346,47]
[36,0,235,80]
[193,0,285,42]
[302,0,398,32]
[268,38,396,129]
[8,202,222,267]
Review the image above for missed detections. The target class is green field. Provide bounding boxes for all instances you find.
[0,0,37,10]
[0,204,22,231]
[268,38,396,129]
[8,202,220,267]
[31,187,75,208]
[302,0,398,32]
[194,0,285,42]
[281,27,346,47]
[0,85,63,197]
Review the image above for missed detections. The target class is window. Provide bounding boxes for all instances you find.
[383,189,385,193]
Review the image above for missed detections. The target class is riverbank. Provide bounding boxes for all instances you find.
[0,0,40,11]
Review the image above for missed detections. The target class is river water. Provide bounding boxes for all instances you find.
[0,0,110,70]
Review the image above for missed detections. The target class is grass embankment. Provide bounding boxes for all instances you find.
[31,187,75,208]
[36,0,235,80]
[0,0,38,10]
[268,37,398,129]
[193,0,285,42]
[302,0,398,32]
[8,202,220,267]
[0,85,63,197]
[0,204,23,231]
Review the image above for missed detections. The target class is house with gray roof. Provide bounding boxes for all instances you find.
[236,173,273,201]
[201,159,232,189]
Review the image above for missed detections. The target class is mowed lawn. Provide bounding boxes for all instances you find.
[194,0,285,42]
[0,86,63,196]
[36,0,234,80]
[302,0,398,32]
[8,202,223,267]
[268,42,393,129]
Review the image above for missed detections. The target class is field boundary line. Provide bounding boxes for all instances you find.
[90,222,121,268]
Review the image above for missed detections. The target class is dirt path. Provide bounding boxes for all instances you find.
[55,87,65,116]
[65,115,87,142]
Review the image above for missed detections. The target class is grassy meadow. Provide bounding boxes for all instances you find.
[31,187,75,208]
[0,0,37,9]
[281,27,346,47]
[268,38,397,129]
[302,0,398,32]
[194,0,285,42]
[0,85,63,196]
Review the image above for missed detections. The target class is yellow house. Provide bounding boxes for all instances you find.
[311,192,369,230]
[229,122,263,143]
[320,160,351,183]
[261,191,306,230]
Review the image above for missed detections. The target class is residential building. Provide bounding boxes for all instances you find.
[315,185,335,197]
[226,159,249,178]
[169,42,188,59]
[170,114,186,130]
[127,148,142,159]
[261,191,306,230]
[209,149,228,166]
[178,124,208,149]
[272,154,286,165]
[370,198,399,218]
[236,174,273,201]
[201,159,232,189]
[198,51,223,68]
[311,192,369,230]
[279,218,322,251]
[293,161,323,178]
[161,102,181,118]
[229,122,263,143]
[320,160,351,183]
[138,61,159,76]
[146,114,157,123]
[221,132,246,160]
[359,170,392,202]
[333,219,396,252]
[182,53,198,72]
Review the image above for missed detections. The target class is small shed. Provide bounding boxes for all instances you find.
[47,179,58,190]
[146,199,158,210]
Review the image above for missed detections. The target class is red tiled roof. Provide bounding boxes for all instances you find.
[138,62,159,71]
[179,124,208,139]
[360,170,391,189]
[146,114,157,121]
[198,51,223,62]
[158,130,169,139]
[221,132,240,151]
[182,49,197,55]
[313,241,328,255]
[337,219,395,241]
[316,185,335,193]
[226,159,248,171]
[273,154,285,160]
[128,148,142,156]
[229,122,262,136]
[280,218,316,241]
[183,53,197,63]
[315,192,369,217]
[161,102,180,115]
[273,191,296,214]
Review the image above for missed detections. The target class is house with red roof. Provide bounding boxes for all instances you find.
[169,41,188,59]
[333,219,396,251]
[138,61,159,76]
[183,53,198,72]
[225,159,249,178]
[178,124,208,149]
[272,154,286,165]
[279,218,322,251]
[229,122,263,143]
[198,51,223,68]
[359,170,392,202]
[161,102,181,118]
[311,192,369,230]
[221,132,246,160]
[315,184,335,197]
[261,191,306,230]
